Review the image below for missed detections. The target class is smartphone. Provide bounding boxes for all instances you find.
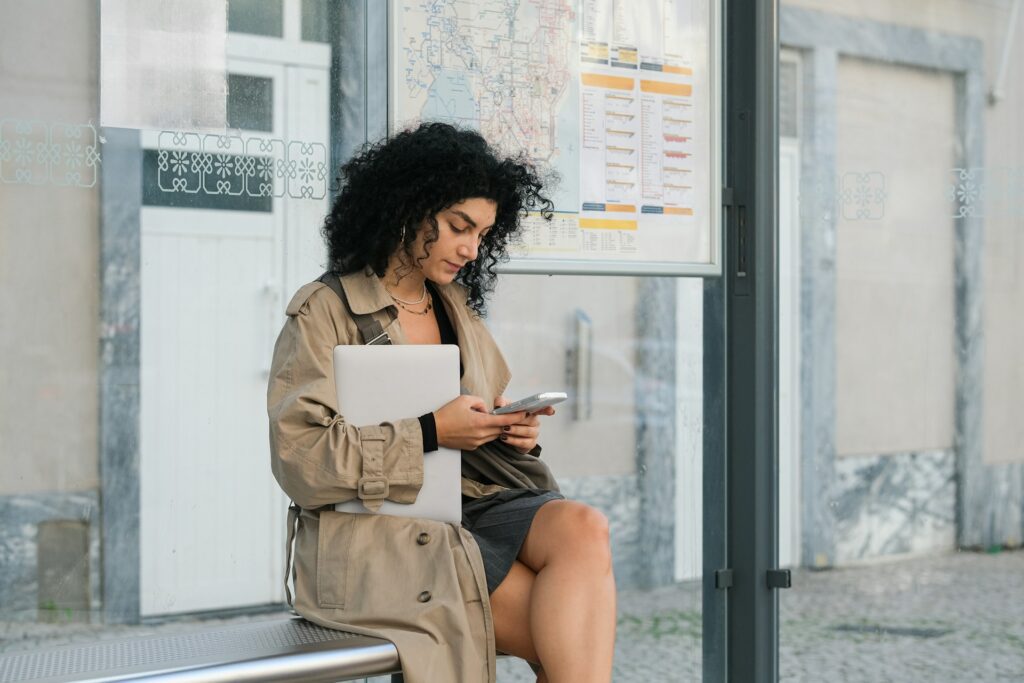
[492,392,568,415]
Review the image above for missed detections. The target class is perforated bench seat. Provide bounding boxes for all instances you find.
[0,617,401,683]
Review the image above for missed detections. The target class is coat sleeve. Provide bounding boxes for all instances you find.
[267,286,424,509]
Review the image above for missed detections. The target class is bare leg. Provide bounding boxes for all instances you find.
[517,500,617,683]
[489,560,548,681]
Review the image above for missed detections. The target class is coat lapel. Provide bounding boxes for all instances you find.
[337,268,394,315]
[336,269,406,344]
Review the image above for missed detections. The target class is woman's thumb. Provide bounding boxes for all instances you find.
[464,395,489,412]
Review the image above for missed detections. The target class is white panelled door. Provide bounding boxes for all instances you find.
[778,139,802,568]
[140,48,329,615]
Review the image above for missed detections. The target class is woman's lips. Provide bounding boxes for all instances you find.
[443,260,461,273]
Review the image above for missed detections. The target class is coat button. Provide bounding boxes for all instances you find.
[417,532,430,545]
[418,591,432,603]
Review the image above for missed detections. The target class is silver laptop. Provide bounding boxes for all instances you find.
[333,344,462,524]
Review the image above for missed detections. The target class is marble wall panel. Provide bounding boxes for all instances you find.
[0,490,100,622]
[834,450,955,563]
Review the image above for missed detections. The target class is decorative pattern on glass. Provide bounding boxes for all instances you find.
[0,120,101,187]
[948,166,1024,219]
[156,130,328,200]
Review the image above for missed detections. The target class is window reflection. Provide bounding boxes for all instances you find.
[227,0,284,38]
[228,74,274,132]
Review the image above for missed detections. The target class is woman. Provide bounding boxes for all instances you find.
[268,122,616,683]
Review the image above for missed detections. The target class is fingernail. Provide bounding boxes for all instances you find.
[503,426,510,432]
[500,435,507,441]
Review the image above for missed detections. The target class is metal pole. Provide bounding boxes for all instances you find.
[722,0,781,679]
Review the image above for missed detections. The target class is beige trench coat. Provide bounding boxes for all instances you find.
[267,268,546,682]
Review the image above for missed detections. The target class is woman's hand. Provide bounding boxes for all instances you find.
[434,395,525,451]
[492,395,556,454]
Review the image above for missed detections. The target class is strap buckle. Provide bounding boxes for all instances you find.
[365,329,392,345]
[357,476,389,501]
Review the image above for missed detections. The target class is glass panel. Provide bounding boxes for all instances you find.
[779,1,1024,679]
[301,0,332,44]
[0,3,723,683]
[0,0,323,639]
[228,73,274,132]
[1,0,106,627]
[227,0,284,37]
[485,274,714,680]
[382,0,722,676]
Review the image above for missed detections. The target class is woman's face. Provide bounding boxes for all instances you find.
[412,197,496,284]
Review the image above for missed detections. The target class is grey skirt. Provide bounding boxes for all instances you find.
[462,488,565,594]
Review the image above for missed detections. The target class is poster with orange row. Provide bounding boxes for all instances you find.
[569,0,716,271]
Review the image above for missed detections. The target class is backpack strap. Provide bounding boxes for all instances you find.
[284,502,300,609]
[317,271,393,345]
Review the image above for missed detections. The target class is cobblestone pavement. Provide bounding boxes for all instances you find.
[3,550,1022,682]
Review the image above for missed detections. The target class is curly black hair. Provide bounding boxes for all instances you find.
[322,122,554,316]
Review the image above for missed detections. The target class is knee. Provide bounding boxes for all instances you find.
[560,503,612,566]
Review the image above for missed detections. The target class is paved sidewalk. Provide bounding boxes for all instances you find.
[3,550,1022,682]
[497,549,1024,682]
[776,549,1024,683]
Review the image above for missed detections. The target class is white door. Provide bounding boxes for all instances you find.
[778,139,802,568]
[139,49,329,615]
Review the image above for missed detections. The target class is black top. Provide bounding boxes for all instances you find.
[427,281,461,348]
[416,281,461,453]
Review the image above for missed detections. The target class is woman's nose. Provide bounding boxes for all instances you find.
[458,238,478,261]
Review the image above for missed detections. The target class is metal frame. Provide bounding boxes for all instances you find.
[380,0,723,278]
[704,0,781,680]
[497,257,723,278]
[333,0,388,178]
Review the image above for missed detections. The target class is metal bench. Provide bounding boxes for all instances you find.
[0,616,406,682]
